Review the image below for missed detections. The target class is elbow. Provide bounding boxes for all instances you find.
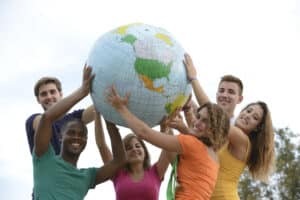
[42,110,56,122]
[133,125,150,140]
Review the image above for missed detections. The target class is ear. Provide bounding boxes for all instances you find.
[238,95,243,104]
[36,96,41,104]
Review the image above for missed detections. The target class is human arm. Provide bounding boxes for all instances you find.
[34,65,94,157]
[183,53,210,105]
[94,116,127,184]
[106,85,182,154]
[155,116,177,180]
[182,94,197,128]
[82,105,95,124]
[227,125,250,161]
[94,111,113,163]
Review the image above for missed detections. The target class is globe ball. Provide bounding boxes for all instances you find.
[87,23,191,127]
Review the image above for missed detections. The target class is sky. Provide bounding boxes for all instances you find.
[0,0,299,199]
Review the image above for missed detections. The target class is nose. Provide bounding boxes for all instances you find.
[44,92,52,99]
[221,92,229,98]
[244,113,250,121]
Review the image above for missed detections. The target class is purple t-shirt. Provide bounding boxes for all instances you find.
[113,164,162,200]
[25,109,83,155]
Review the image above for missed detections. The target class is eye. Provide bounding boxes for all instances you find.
[246,108,252,113]
[40,91,47,97]
[125,146,132,151]
[218,88,225,93]
[228,89,236,95]
[253,115,259,121]
[67,129,76,136]
[50,89,57,95]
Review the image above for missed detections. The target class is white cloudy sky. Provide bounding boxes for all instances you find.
[1,0,299,199]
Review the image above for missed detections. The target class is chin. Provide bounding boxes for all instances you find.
[68,148,84,155]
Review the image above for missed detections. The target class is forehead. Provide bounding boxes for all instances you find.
[38,83,59,93]
[197,107,208,116]
[64,121,87,134]
[126,137,141,145]
[218,81,240,92]
[247,104,263,116]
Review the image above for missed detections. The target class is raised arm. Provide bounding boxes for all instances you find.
[82,105,95,124]
[94,112,113,163]
[106,85,182,154]
[182,94,197,128]
[34,65,94,157]
[184,53,210,105]
[155,116,176,180]
[94,117,127,184]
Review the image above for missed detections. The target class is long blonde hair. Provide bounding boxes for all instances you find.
[122,134,151,171]
[245,101,275,182]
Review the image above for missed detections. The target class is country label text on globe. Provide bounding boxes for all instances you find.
[88,23,191,127]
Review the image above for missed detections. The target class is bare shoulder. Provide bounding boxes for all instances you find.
[228,126,250,161]
[32,114,42,131]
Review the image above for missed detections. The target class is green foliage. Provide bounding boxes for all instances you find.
[238,127,300,199]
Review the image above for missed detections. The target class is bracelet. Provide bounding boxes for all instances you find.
[182,106,191,112]
[188,77,197,82]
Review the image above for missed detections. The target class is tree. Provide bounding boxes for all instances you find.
[238,127,300,199]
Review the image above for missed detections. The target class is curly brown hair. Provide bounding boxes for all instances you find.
[197,103,230,151]
[244,101,275,182]
[122,133,151,171]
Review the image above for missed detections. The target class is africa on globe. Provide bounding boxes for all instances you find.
[87,23,191,127]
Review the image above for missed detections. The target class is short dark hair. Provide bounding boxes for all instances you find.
[60,118,88,137]
[34,77,62,97]
[219,75,243,95]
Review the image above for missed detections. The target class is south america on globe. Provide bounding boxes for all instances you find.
[87,23,192,127]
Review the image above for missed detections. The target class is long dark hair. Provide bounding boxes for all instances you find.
[244,101,275,182]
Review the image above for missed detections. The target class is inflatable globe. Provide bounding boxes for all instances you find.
[87,23,192,127]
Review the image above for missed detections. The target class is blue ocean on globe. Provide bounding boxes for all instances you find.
[87,23,192,127]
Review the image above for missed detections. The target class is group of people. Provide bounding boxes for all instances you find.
[25,54,275,200]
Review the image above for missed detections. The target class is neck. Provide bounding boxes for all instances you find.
[129,162,144,174]
[128,162,145,181]
[60,152,79,167]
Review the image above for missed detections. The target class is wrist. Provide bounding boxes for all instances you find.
[182,106,191,112]
[188,76,197,82]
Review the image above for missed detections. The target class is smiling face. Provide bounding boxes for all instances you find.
[61,120,87,156]
[235,104,264,135]
[125,137,145,164]
[216,81,243,118]
[123,134,150,170]
[193,107,209,136]
[192,103,230,150]
[37,83,62,110]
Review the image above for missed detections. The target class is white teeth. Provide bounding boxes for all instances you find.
[71,143,80,147]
